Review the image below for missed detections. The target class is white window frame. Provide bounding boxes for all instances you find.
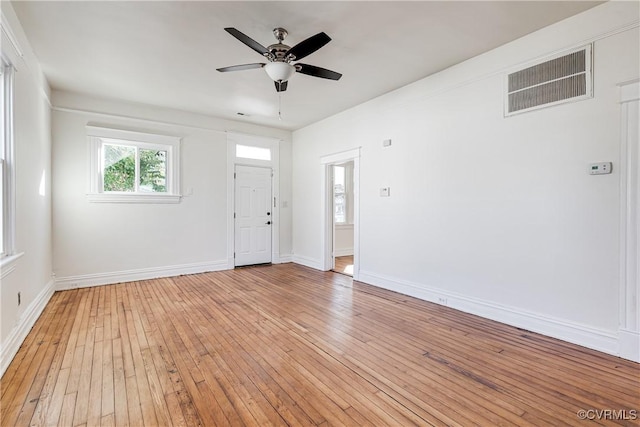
[1,56,16,260]
[87,126,181,203]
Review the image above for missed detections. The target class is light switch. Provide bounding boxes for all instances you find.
[380,187,390,197]
[383,139,392,147]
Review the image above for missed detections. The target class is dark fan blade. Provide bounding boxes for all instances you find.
[296,63,342,80]
[224,28,269,56]
[275,80,288,92]
[217,63,265,72]
[285,32,331,60]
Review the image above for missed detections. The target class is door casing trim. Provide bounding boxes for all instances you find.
[227,132,281,268]
[320,147,361,279]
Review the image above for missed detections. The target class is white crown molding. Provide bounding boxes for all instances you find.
[0,277,55,377]
[0,12,23,58]
[55,106,230,135]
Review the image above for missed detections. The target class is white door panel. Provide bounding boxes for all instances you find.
[235,165,272,266]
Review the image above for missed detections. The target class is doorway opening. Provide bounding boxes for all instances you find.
[321,148,360,280]
[331,162,354,276]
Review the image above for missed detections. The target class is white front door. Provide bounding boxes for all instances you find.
[235,165,272,266]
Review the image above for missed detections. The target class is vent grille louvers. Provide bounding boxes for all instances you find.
[505,45,592,116]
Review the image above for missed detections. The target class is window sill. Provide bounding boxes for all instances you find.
[1,252,24,279]
[86,193,181,204]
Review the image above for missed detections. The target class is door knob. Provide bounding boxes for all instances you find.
[266,221,271,225]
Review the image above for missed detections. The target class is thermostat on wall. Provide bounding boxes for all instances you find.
[588,162,612,175]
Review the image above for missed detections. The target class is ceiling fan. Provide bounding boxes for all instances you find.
[216,27,342,92]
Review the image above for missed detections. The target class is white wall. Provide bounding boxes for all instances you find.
[334,224,354,257]
[0,3,54,375]
[52,91,292,287]
[292,2,640,358]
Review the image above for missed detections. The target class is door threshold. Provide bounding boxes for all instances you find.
[235,263,273,269]
[331,269,353,277]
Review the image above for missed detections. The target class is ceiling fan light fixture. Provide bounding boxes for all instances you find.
[264,62,295,82]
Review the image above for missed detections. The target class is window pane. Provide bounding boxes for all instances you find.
[236,144,271,161]
[334,166,346,223]
[334,194,346,223]
[139,149,167,193]
[103,144,135,192]
[334,166,345,187]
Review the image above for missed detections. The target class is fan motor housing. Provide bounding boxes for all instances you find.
[267,43,291,61]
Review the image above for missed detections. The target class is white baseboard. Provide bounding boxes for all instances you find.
[274,254,293,264]
[0,277,55,378]
[55,260,230,290]
[358,270,620,358]
[618,329,640,362]
[292,254,324,270]
[333,248,354,257]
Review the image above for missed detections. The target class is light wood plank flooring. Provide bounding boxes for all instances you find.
[333,256,354,277]
[1,263,638,426]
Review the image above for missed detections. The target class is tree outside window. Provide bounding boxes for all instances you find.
[103,144,167,193]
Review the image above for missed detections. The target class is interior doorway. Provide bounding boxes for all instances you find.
[331,162,355,276]
[321,148,360,280]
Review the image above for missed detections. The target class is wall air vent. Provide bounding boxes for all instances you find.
[505,45,592,116]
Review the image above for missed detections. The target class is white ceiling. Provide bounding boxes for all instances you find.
[12,1,603,130]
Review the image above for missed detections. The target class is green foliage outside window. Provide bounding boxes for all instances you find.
[139,149,167,192]
[103,144,167,192]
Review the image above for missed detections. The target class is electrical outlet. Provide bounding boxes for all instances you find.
[17,292,21,306]
[438,297,447,306]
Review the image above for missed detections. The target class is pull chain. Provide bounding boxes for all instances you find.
[278,92,282,121]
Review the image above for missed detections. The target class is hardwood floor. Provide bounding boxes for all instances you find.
[1,263,638,426]
[333,256,354,276]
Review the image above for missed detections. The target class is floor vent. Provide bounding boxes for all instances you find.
[505,45,592,116]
